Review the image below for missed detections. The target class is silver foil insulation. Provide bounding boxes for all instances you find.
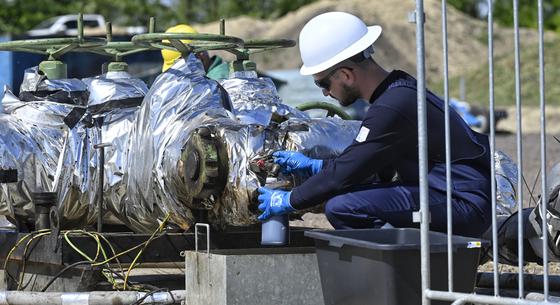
[0,55,360,232]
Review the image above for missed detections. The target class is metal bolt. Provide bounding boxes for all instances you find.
[408,10,426,24]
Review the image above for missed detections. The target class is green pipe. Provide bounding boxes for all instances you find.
[107,62,128,72]
[39,60,67,80]
[149,17,156,33]
[296,101,352,120]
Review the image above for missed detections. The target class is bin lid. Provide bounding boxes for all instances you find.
[305,228,488,253]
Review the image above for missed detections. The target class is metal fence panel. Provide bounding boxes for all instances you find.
[414,0,431,304]
[416,0,551,303]
[537,0,549,300]
[440,0,454,293]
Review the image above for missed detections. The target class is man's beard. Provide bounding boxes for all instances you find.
[337,83,361,107]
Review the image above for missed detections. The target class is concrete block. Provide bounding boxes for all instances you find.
[185,247,324,305]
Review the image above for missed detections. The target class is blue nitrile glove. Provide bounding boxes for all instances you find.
[257,187,296,221]
[272,150,323,176]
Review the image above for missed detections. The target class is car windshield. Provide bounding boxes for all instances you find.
[32,17,58,30]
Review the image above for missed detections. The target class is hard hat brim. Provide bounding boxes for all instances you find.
[299,25,382,76]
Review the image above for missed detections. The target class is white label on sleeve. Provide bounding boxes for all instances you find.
[467,241,482,248]
[355,126,370,142]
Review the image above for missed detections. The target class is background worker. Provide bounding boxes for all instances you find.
[257,12,492,237]
[161,24,230,80]
[161,24,289,88]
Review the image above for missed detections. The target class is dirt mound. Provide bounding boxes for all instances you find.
[194,0,543,81]
[499,106,560,134]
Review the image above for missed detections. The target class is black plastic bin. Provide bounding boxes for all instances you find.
[305,228,486,305]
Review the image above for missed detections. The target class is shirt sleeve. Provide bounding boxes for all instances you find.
[289,88,417,210]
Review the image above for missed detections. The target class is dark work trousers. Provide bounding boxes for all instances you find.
[324,183,491,237]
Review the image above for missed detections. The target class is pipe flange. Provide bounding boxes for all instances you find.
[181,127,228,208]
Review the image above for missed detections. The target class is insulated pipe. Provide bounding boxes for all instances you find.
[0,290,185,305]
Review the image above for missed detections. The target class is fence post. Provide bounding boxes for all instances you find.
[414,1,431,305]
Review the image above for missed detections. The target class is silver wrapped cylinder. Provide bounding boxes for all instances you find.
[0,83,90,226]
[0,56,362,233]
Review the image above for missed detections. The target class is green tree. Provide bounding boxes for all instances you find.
[494,0,560,32]
[0,0,320,35]
[447,0,481,18]
[273,0,317,18]
[449,0,560,33]
[0,0,82,35]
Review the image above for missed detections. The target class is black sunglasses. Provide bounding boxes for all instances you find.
[314,66,353,91]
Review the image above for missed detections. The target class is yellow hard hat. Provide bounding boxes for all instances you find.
[161,24,198,72]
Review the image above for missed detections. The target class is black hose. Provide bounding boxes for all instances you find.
[40,261,91,292]
[131,288,167,305]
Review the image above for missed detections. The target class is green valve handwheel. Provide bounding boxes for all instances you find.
[227,38,296,71]
[227,38,295,60]
[0,36,106,79]
[132,32,244,53]
[296,101,352,120]
[241,39,296,53]
[0,37,105,58]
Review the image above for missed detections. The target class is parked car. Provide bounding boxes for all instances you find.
[27,14,106,37]
[26,14,147,37]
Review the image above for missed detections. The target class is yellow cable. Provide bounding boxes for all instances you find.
[17,231,51,290]
[94,232,125,290]
[123,214,170,290]
[63,230,101,261]
[62,228,166,290]
[63,230,119,287]
[86,232,116,285]
[6,228,131,291]
[3,233,33,273]
[3,230,57,290]
[91,239,149,266]
[5,225,168,292]
[63,230,128,289]
[2,229,51,273]
[90,230,166,290]
[55,215,171,291]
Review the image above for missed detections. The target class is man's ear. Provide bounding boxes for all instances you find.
[340,67,355,84]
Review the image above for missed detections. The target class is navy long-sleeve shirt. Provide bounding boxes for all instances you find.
[290,70,491,218]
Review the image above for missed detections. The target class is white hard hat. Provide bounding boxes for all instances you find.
[299,12,382,76]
